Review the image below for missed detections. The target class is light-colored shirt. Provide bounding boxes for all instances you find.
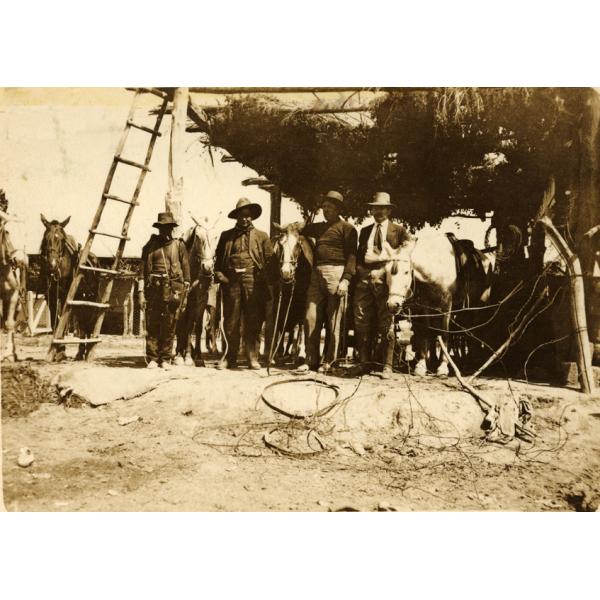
[365,219,389,263]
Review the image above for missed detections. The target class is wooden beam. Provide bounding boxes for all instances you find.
[188,87,434,94]
[166,87,189,235]
[540,216,596,395]
[270,186,282,238]
[187,97,210,133]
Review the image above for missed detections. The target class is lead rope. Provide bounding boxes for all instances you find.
[267,281,296,376]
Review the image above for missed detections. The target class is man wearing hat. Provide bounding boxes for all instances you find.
[299,190,358,373]
[140,212,191,369]
[353,192,410,376]
[214,198,273,370]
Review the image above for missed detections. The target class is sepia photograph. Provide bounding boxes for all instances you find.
[1,85,599,513]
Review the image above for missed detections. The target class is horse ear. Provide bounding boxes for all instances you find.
[272,222,284,233]
[60,216,71,228]
[40,214,50,228]
[382,240,395,258]
[402,237,418,255]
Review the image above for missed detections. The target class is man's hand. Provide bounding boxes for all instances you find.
[336,279,349,297]
[215,271,229,285]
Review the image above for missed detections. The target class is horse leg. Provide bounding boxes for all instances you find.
[2,287,19,361]
[435,297,452,377]
[193,314,205,367]
[413,315,429,377]
[205,305,215,354]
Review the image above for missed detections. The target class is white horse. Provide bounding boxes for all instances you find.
[175,223,216,366]
[1,249,28,361]
[373,233,495,377]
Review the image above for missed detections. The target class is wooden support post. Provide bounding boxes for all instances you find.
[127,284,134,336]
[540,216,596,395]
[166,87,189,237]
[270,186,281,238]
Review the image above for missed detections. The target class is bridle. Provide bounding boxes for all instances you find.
[42,226,70,282]
[275,235,301,285]
[385,254,416,314]
[193,225,215,278]
[42,224,73,329]
[267,234,302,373]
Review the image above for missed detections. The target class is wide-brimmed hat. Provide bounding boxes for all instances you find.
[153,212,178,228]
[321,190,345,209]
[368,191,395,209]
[228,197,262,220]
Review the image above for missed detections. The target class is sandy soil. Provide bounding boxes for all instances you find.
[2,334,600,512]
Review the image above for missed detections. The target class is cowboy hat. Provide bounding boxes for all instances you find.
[321,190,345,208]
[153,212,178,228]
[368,191,395,209]
[228,197,262,220]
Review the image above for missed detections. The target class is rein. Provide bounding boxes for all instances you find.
[266,238,301,374]
[267,280,296,375]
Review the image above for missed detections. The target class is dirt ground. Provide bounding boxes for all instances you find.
[2,333,600,512]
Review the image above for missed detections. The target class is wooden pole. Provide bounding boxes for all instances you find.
[166,87,189,237]
[270,186,281,238]
[540,216,596,395]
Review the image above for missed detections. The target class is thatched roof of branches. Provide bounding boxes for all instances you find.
[189,88,590,228]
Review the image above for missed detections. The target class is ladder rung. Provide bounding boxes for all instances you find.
[102,193,139,206]
[127,120,162,136]
[52,338,102,345]
[135,87,169,99]
[79,265,122,275]
[90,230,130,241]
[114,156,151,171]
[67,300,111,309]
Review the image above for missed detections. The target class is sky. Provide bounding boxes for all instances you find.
[0,88,489,257]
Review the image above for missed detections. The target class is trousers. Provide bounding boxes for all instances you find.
[304,264,346,367]
[222,272,270,363]
[146,290,177,364]
[353,272,393,335]
[353,270,394,365]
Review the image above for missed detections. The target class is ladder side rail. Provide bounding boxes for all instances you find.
[85,97,170,359]
[76,91,142,272]
[47,91,143,359]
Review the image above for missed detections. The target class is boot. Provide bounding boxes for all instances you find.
[246,338,262,370]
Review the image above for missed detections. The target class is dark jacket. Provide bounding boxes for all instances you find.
[215,226,273,281]
[142,235,191,284]
[356,220,411,268]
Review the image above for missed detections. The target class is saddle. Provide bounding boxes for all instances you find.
[446,232,490,306]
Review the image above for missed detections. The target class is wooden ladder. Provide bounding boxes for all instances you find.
[47,87,170,361]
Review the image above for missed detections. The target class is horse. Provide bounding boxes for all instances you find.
[265,221,313,367]
[376,232,495,377]
[40,214,99,360]
[1,249,28,361]
[175,223,215,366]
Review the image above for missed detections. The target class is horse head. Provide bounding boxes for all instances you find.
[184,224,215,277]
[40,214,71,275]
[380,238,417,315]
[272,221,311,284]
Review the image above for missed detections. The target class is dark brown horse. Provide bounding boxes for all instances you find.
[40,214,99,360]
